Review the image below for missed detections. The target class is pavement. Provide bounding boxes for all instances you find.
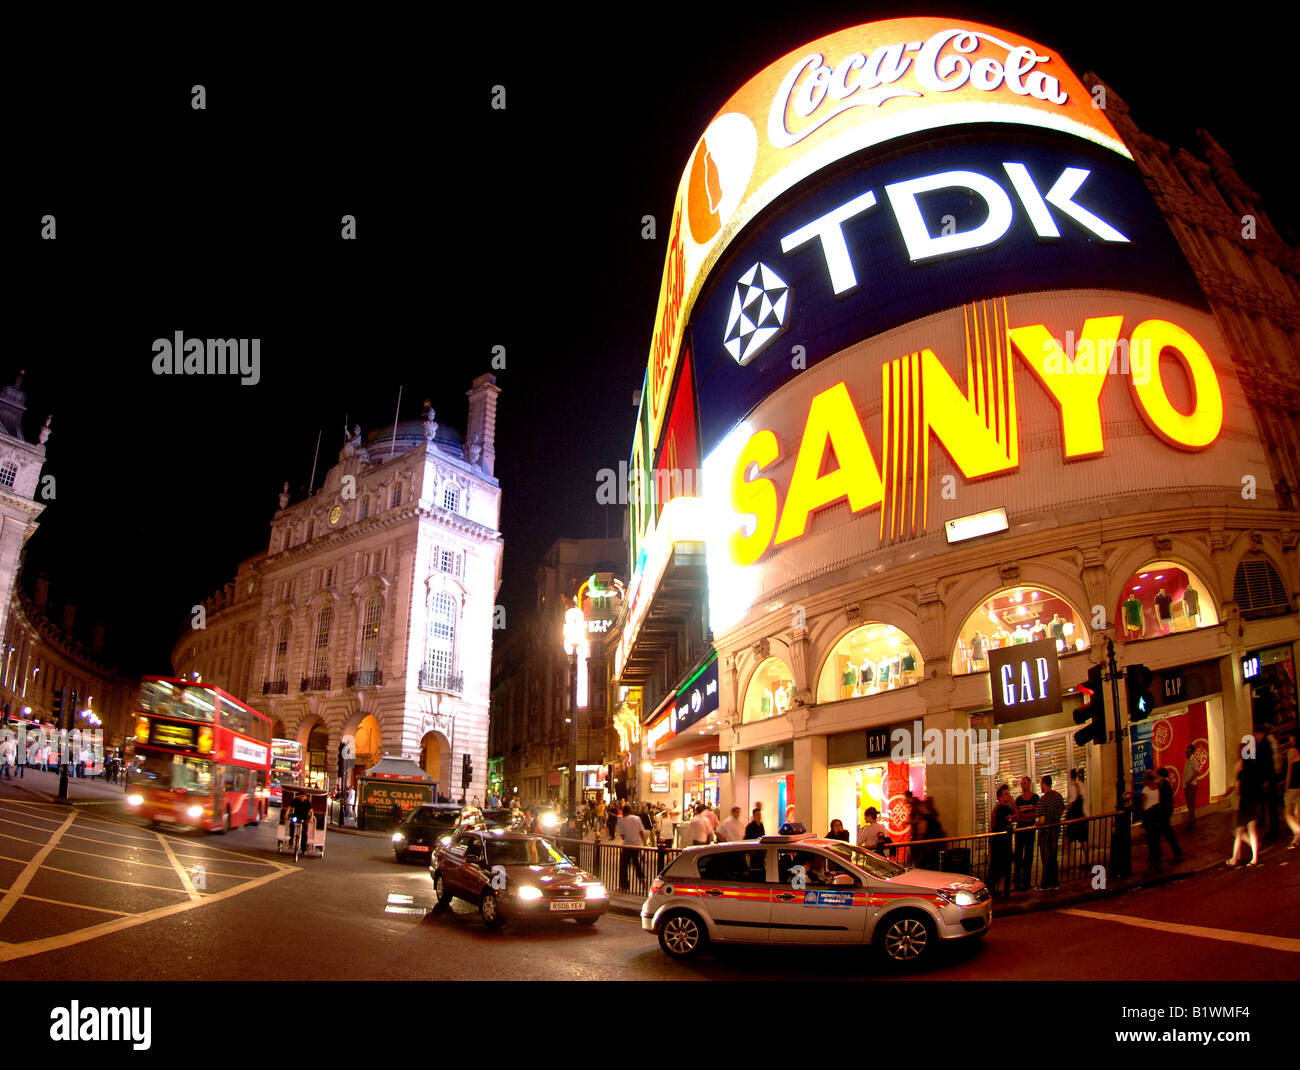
[7,773,1283,920]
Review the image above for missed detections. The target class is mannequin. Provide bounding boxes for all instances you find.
[1153,588,1173,632]
[1183,586,1201,623]
[1029,620,1049,643]
[970,631,989,665]
[841,660,857,700]
[1012,624,1031,645]
[1122,592,1144,637]
[1049,614,1067,641]
[901,647,917,685]
[992,626,1011,649]
[877,657,892,690]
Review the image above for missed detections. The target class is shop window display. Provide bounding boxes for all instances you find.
[828,759,926,845]
[742,656,796,724]
[952,587,1088,675]
[817,623,923,703]
[1115,561,1218,640]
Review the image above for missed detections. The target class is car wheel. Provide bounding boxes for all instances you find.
[874,910,935,964]
[479,891,505,928]
[433,872,452,906]
[395,850,407,864]
[658,911,707,959]
[217,809,231,835]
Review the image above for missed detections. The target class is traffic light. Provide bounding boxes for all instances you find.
[70,690,78,715]
[51,690,64,722]
[1127,663,1156,722]
[462,753,473,788]
[1072,664,1107,746]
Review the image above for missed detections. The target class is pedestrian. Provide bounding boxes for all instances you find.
[1182,745,1200,830]
[1262,725,1284,841]
[856,807,886,849]
[1139,769,1164,871]
[987,785,1015,900]
[1156,767,1183,862]
[1064,768,1088,855]
[687,804,712,846]
[1225,751,1263,867]
[1035,774,1065,889]
[656,806,676,847]
[77,747,88,779]
[917,799,944,870]
[0,733,14,779]
[826,818,850,842]
[743,806,765,840]
[703,804,720,838]
[717,806,745,843]
[16,733,27,779]
[559,812,582,846]
[1283,735,1300,851]
[617,805,648,892]
[639,802,654,834]
[1012,776,1039,891]
[345,785,356,826]
[605,802,619,842]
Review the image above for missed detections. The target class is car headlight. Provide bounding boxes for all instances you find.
[516,886,543,901]
[126,794,143,807]
[439,835,452,846]
[187,805,204,818]
[585,884,607,900]
[540,813,558,828]
[392,832,406,842]
[955,890,979,907]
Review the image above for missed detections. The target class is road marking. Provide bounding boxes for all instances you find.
[0,862,298,963]
[13,891,130,917]
[156,831,202,901]
[34,864,192,895]
[0,809,77,926]
[1061,908,1300,953]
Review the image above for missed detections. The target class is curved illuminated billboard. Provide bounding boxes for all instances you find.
[620,15,1252,668]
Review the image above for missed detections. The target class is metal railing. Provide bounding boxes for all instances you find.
[347,669,383,688]
[300,674,331,693]
[262,679,288,696]
[419,669,463,694]
[554,810,1127,900]
[553,836,681,900]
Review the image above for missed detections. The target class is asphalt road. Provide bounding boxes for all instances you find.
[2,793,1297,981]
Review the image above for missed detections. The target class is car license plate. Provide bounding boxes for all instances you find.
[410,845,430,852]
[549,901,584,912]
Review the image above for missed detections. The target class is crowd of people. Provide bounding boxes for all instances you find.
[0,735,120,781]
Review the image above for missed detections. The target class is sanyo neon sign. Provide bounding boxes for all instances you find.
[727,312,1224,567]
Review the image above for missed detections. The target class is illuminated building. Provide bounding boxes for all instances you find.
[489,537,625,806]
[174,376,503,800]
[616,18,1299,841]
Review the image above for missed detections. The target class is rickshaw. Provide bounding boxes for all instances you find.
[276,786,329,861]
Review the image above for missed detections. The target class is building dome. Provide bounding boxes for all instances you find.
[364,418,462,464]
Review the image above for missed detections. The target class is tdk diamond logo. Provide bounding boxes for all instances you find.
[723,262,789,365]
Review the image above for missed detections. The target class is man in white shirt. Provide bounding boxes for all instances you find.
[716,806,745,842]
[686,805,712,846]
[856,807,886,849]
[616,805,649,892]
[656,808,676,848]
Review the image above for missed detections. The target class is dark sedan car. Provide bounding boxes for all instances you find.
[432,828,608,928]
[392,804,478,863]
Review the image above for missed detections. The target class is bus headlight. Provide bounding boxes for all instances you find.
[187,805,204,818]
[126,794,143,807]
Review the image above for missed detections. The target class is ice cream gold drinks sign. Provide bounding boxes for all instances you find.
[643,17,1127,452]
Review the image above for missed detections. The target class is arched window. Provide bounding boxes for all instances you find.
[0,462,17,488]
[271,619,290,685]
[817,623,922,702]
[952,587,1088,674]
[359,595,383,673]
[391,484,402,509]
[1117,561,1220,639]
[424,593,457,688]
[312,607,333,681]
[1234,555,1289,618]
[742,656,795,724]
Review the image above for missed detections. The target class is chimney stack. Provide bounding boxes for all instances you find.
[466,374,501,477]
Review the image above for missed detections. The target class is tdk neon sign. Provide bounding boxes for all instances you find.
[779,163,1127,305]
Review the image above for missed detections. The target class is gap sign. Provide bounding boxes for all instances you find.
[989,638,1062,724]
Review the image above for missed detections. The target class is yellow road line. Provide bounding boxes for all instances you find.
[156,830,202,901]
[0,809,78,926]
[13,892,130,917]
[0,830,56,847]
[1061,908,1300,954]
[0,863,298,963]
[60,832,171,854]
[43,845,189,874]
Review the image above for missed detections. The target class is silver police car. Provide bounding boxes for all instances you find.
[641,833,991,964]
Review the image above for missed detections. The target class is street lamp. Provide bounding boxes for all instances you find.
[563,598,587,820]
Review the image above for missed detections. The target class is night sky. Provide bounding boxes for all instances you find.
[14,6,1294,674]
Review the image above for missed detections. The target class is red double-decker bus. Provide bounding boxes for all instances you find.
[125,677,271,832]
[269,737,303,806]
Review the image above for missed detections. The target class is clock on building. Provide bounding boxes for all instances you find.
[329,505,342,526]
